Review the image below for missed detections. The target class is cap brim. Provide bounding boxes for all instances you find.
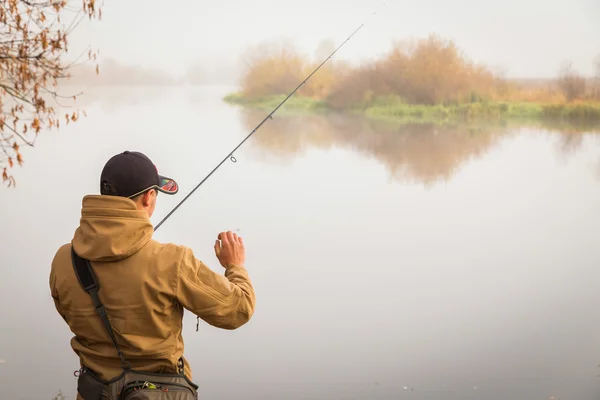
[157,175,179,195]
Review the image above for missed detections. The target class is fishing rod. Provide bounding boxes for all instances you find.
[154,6,385,232]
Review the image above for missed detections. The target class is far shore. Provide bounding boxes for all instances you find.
[223,92,600,129]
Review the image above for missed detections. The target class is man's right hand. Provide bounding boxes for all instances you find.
[214,231,246,268]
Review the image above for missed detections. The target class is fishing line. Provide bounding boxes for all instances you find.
[154,2,387,232]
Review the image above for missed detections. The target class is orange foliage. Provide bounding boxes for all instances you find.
[240,35,507,107]
[239,40,352,100]
[237,34,596,110]
[0,0,101,187]
[328,34,504,107]
[239,42,305,98]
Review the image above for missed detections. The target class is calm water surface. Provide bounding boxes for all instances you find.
[1,85,600,400]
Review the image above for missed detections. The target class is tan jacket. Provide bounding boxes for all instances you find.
[49,195,255,382]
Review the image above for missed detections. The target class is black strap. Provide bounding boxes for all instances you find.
[71,247,131,370]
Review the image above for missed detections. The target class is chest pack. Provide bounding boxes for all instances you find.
[70,247,199,400]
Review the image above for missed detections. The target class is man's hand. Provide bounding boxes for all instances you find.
[214,231,246,268]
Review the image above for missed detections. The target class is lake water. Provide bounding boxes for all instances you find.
[1,85,600,400]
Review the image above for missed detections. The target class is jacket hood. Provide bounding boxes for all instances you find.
[72,194,154,262]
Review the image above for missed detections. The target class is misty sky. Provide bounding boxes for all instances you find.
[67,0,599,79]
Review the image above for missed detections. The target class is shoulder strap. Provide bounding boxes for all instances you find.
[70,247,131,370]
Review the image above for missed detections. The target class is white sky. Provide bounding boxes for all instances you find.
[69,0,599,79]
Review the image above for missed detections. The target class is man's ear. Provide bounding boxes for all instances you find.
[142,189,155,206]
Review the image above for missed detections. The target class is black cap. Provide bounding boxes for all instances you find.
[100,151,179,198]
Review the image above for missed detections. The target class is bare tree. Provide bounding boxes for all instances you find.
[594,55,600,100]
[1,0,102,187]
[313,38,336,63]
[557,61,586,102]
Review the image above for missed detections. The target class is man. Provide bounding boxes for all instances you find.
[49,150,255,395]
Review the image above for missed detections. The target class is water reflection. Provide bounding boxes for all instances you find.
[44,84,600,179]
[556,132,584,158]
[238,109,511,185]
[237,108,600,186]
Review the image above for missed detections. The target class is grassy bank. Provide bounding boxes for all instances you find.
[224,92,600,126]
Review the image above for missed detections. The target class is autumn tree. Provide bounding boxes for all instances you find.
[1,0,101,187]
[557,61,586,102]
[300,38,339,99]
[326,35,501,109]
[239,39,306,98]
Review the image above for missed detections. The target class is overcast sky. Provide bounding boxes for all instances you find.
[67,0,600,79]
[63,0,600,77]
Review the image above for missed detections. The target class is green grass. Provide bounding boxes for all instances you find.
[362,99,544,123]
[223,92,600,129]
[541,102,600,123]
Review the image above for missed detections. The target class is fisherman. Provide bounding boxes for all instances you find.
[49,150,255,399]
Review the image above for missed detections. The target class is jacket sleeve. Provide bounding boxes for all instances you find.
[175,246,256,330]
[49,260,68,323]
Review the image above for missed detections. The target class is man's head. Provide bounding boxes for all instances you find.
[100,151,179,217]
